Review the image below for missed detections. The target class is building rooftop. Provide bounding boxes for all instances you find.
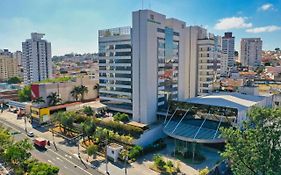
[181,92,266,111]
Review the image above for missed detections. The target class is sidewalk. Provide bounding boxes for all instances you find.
[0,111,165,175]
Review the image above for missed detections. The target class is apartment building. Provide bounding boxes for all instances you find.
[240,38,262,68]
[197,34,221,96]
[22,33,52,84]
[221,32,235,76]
[0,49,19,81]
[98,27,132,114]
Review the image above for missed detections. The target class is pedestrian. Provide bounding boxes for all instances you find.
[1,103,3,113]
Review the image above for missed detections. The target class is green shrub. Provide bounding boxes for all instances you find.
[94,119,143,138]
[113,112,129,122]
[128,145,143,161]
[83,106,94,116]
[153,154,166,170]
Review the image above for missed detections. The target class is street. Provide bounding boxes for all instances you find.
[0,114,103,175]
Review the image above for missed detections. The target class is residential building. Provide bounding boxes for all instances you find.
[197,33,221,96]
[98,27,132,114]
[14,51,22,66]
[221,32,235,76]
[240,38,262,68]
[22,33,52,84]
[0,49,19,81]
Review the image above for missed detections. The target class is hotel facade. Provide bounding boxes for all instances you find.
[99,10,222,124]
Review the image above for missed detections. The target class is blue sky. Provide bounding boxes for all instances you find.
[0,0,280,55]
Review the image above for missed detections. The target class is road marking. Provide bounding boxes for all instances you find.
[47,160,53,164]
[49,149,92,175]
[64,166,68,169]
[56,157,63,162]
[65,154,72,159]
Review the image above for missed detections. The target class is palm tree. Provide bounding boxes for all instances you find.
[93,84,99,90]
[32,97,45,104]
[70,86,80,101]
[79,85,88,101]
[47,92,61,106]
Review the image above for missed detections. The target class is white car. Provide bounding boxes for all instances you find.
[27,131,34,137]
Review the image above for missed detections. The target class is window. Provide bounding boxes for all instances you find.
[150,14,154,20]
[207,53,209,57]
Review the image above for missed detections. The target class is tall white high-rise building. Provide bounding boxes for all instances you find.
[240,38,262,68]
[132,10,186,124]
[22,33,52,84]
[98,27,133,114]
[98,10,222,124]
[132,10,221,124]
[221,32,235,76]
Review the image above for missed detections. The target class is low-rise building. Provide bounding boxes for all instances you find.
[31,76,98,106]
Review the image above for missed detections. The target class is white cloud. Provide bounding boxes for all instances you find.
[214,17,252,30]
[246,25,281,33]
[259,3,273,11]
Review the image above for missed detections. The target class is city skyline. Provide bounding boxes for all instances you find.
[0,0,280,55]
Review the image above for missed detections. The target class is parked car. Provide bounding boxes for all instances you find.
[27,131,34,137]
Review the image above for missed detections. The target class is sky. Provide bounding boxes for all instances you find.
[0,0,281,56]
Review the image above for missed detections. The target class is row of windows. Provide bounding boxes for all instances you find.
[100,87,132,93]
[99,52,131,57]
[99,73,131,78]
[99,80,132,85]
[99,59,131,64]
[99,66,131,71]
[157,28,180,36]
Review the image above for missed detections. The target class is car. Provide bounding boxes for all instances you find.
[27,131,34,137]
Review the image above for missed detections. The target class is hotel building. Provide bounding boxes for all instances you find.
[98,10,221,124]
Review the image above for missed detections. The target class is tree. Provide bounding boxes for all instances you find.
[70,86,80,101]
[32,97,45,104]
[60,113,74,134]
[0,125,12,154]
[86,144,98,159]
[47,92,61,106]
[3,139,32,172]
[81,119,96,140]
[79,85,88,101]
[220,107,281,175]
[7,77,22,84]
[27,160,59,175]
[83,106,94,116]
[18,86,31,102]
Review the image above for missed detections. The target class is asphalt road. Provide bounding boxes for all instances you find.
[0,117,103,175]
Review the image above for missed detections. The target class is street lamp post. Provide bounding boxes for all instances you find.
[24,115,27,133]
[77,136,81,158]
[124,153,128,175]
[105,131,109,174]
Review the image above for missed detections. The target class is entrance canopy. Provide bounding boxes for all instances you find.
[163,109,226,143]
